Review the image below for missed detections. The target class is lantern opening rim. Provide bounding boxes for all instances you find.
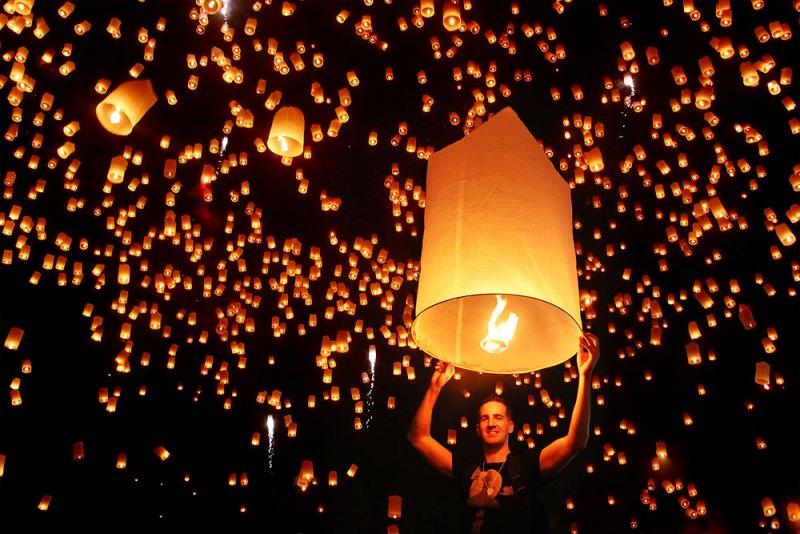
[410,291,582,375]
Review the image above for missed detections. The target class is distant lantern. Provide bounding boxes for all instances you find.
[268,106,304,158]
[411,108,582,374]
[202,0,223,14]
[153,446,170,461]
[443,0,461,31]
[420,0,435,17]
[740,62,759,87]
[388,495,402,519]
[107,155,128,184]
[4,327,24,350]
[96,79,158,135]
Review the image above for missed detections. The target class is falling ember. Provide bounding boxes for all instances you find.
[366,345,376,428]
[623,73,635,89]
[266,415,275,471]
[479,295,519,354]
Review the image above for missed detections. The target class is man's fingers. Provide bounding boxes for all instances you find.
[580,333,599,355]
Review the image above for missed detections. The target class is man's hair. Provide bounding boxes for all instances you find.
[477,394,513,421]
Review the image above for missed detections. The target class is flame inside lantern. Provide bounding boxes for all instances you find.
[480,295,519,354]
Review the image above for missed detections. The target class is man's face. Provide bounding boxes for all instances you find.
[476,401,514,446]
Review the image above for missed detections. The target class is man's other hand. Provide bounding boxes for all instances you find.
[430,361,455,392]
[578,332,600,379]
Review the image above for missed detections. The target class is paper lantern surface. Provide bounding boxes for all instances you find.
[412,107,582,374]
[96,79,158,136]
[268,106,304,158]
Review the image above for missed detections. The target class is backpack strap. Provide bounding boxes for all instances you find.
[507,451,536,526]
[506,452,528,498]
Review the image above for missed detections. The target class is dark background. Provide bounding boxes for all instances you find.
[1,1,798,532]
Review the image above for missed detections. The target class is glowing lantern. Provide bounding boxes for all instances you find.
[412,108,582,374]
[118,264,130,285]
[202,0,223,14]
[775,223,796,246]
[420,0,434,17]
[4,327,24,350]
[154,446,170,461]
[96,80,158,135]
[72,441,85,461]
[787,502,799,522]
[107,156,127,184]
[755,361,770,387]
[740,62,759,87]
[14,0,34,15]
[267,106,304,158]
[738,304,756,329]
[443,0,461,31]
[388,495,402,518]
[37,495,51,511]
[620,41,635,61]
[695,87,713,109]
[585,148,604,172]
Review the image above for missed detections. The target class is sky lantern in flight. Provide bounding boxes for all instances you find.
[268,106,305,158]
[443,0,462,31]
[14,0,34,15]
[202,0,223,15]
[411,107,582,374]
[95,79,158,135]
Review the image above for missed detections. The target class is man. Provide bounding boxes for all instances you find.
[407,333,600,533]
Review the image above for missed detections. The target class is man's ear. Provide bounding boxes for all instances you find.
[508,420,514,433]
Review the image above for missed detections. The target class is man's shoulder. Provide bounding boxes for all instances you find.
[509,447,540,463]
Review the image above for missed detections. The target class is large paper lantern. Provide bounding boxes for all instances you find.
[443,0,462,31]
[14,0,34,16]
[96,79,158,136]
[202,0,223,15]
[411,107,582,374]
[268,106,305,158]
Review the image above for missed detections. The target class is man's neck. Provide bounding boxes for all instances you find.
[483,442,511,463]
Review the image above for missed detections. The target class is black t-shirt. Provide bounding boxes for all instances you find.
[452,447,550,533]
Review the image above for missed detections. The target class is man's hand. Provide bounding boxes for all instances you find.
[430,361,455,392]
[541,333,600,478]
[577,332,600,380]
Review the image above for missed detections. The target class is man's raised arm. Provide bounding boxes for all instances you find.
[539,333,600,479]
[406,361,455,478]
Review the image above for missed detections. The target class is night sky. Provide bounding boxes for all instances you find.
[0,0,799,532]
